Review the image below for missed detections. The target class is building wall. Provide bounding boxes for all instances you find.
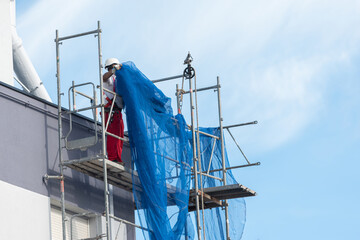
[0,180,51,240]
[0,0,14,86]
[0,82,135,239]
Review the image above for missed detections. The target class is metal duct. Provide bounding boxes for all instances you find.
[10,0,52,102]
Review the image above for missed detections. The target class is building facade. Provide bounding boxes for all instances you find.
[0,82,135,239]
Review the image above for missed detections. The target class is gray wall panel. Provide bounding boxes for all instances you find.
[0,83,134,234]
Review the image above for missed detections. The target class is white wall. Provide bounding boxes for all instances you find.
[0,180,51,240]
[0,0,14,86]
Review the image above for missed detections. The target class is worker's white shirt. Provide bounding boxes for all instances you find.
[103,75,124,108]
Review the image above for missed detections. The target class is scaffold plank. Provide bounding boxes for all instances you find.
[62,157,137,192]
[202,183,256,199]
[188,184,256,212]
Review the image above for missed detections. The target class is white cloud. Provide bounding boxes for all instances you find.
[216,0,360,152]
[17,0,91,56]
[235,57,326,150]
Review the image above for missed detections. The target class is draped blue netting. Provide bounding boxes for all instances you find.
[115,61,246,240]
[115,62,194,240]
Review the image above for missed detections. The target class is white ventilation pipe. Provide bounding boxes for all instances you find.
[10,0,52,102]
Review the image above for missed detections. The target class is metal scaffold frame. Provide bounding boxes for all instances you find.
[55,21,113,240]
[167,52,260,240]
[52,21,139,240]
[49,21,259,240]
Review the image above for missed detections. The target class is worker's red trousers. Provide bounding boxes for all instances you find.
[105,110,124,163]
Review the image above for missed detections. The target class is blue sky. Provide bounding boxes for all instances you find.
[15,0,360,239]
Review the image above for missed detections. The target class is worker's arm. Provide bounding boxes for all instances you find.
[103,70,113,82]
[103,64,122,81]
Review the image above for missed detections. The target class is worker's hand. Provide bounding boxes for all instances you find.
[114,64,122,70]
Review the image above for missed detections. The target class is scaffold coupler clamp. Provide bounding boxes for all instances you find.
[42,173,64,185]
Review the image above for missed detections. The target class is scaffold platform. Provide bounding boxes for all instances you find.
[188,184,256,211]
[62,157,136,192]
[63,158,256,212]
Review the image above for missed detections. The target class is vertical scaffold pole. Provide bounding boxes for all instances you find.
[176,84,181,114]
[190,77,202,240]
[96,21,111,240]
[56,29,67,240]
[184,53,202,240]
[176,83,189,240]
[217,76,230,239]
[194,74,206,240]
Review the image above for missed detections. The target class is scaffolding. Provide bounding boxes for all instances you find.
[51,21,138,240]
[173,53,259,240]
[47,21,260,240]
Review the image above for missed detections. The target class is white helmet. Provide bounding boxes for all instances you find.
[105,58,120,68]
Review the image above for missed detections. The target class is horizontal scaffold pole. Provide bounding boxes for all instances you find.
[62,155,104,165]
[56,29,100,42]
[182,84,219,94]
[109,215,153,233]
[206,162,261,174]
[200,172,223,181]
[73,90,94,100]
[65,104,102,114]
[105,131,129,142]
[186,124,220,140]
[223,121,258,129]
[152,74,183,83]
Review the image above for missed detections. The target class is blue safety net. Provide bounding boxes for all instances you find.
[196,127,246,240]
[115,62,194,240]
[115,62,246,240]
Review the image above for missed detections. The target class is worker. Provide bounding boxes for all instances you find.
[103,58,124,164]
